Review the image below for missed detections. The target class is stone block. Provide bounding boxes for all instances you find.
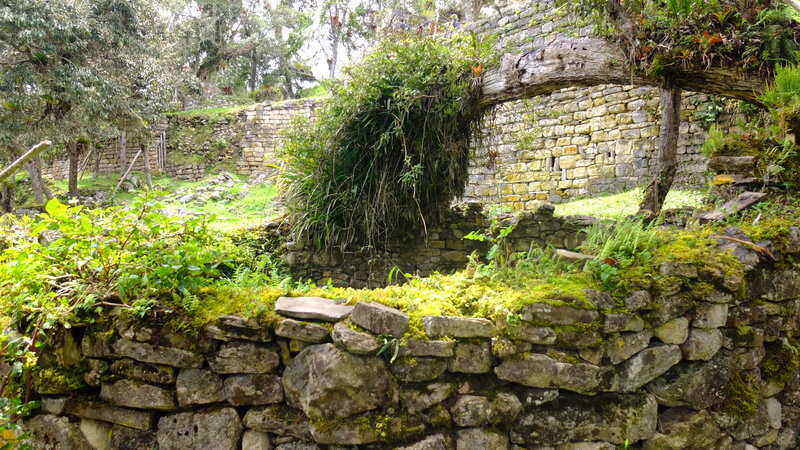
[350,302,409,337]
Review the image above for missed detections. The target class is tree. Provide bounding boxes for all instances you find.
[0,0,173,201]
[479,0,800,215]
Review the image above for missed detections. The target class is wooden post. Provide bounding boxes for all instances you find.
[0,141,52,184]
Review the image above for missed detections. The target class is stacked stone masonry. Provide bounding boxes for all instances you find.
[25,226,800,449]
[267,202,595,288]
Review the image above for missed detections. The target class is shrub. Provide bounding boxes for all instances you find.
[279,31,494,251]
[0,196,239,333]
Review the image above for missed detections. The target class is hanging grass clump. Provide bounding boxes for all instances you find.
[279,31,494,251]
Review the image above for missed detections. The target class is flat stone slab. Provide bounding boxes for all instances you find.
[275,319,330,343]
[113,338,203,369]
[351,302,409,337]
[423,316,495,338]
[64,399,154,430]
[521,303,599,325]
[100,379,176,411]
[275,297,354,322]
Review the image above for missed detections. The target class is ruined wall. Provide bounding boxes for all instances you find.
[237,99,322,177]
[259,202,595,288]
[24,229,800,449]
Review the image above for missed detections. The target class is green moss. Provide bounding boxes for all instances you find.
[762,340,800,384]
[723,370,762,420]
[31,366,86,395]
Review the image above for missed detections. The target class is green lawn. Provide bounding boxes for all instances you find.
[553,188,706,219]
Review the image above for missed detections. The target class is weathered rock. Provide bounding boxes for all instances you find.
[25,414,92,450]
[646,351,731,409]
[243,405,311,440]
[520,303,599,325]
[681,328,723,361]
[491,392,523,423]
[274,443,318,450]
[491,336,521,358]
[81,332,114,358]
[645,294,694,325]
[456,428,509,450]
[731,397,782,440]
[63,399,154,430]
[448,342,492,374]
[753,269,800,302]
[399,339,455,357]
[113,338,203,368]
[693,304,729,329]
[606,330,653,365]
[41,397,67,415]
[396,433,454,450]
[176,369,224,406]
[554,327,603,349]
[224,374,284,405]
[514,393,657,445]
[401,382,456,413]
[275,297,353,322]
[79,418,111,450]
[100,379,176,410]
[508,323,557,344]
[209,342,280,374]
[109,359,175,385]
[642,408,723,449]
[283,343,395,420]
[157,408,242,450]
[520,388,559,406]
[452,395,493,427]
[659,261,698,278]
[204,315,271,342]
[241,430,272,450]
[309,412,424,445]
[275,319,329,343]
[558,443,615,450]
[423,316,495,338]
[625,290,652,311]
[108,424,158,450]
[654,317,689,345]
[392,356,449,382]
[603,313,645,333]
[350,302,409,337]
[331,322,380,354]
[610,345,681,393]
[495,353,602,394]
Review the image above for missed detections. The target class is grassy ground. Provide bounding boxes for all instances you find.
[48,173,279,232]
[553,188,706,219]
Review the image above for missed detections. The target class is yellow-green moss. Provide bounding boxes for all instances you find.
[723,370,762,420]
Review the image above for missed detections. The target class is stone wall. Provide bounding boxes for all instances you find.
[236,99,322,176]
[24,231,800,449]
[259,202,595,288]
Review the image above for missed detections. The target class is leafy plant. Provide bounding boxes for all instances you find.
[464,222,515,269]
[279,31,495,252]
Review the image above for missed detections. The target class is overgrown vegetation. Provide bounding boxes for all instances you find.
[701,63,800,187]
[563,0,800,77]
[279,31,494,251]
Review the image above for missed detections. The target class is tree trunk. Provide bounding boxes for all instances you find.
[141,143,153,189]
[0,182,13,213]
[639,86,682,217]
[24,157,50,204]
[67,141,80,197]
[249,49,258,93]
[94,144,101,177]
[119,132,127,171]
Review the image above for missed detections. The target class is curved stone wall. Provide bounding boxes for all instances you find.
[24,229,800,449]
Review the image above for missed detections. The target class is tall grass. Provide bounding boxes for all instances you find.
[580,217,664,265]
[279,32,494,251]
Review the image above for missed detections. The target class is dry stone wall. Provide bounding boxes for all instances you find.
[24,229,800,449]
[257,202,595,288]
